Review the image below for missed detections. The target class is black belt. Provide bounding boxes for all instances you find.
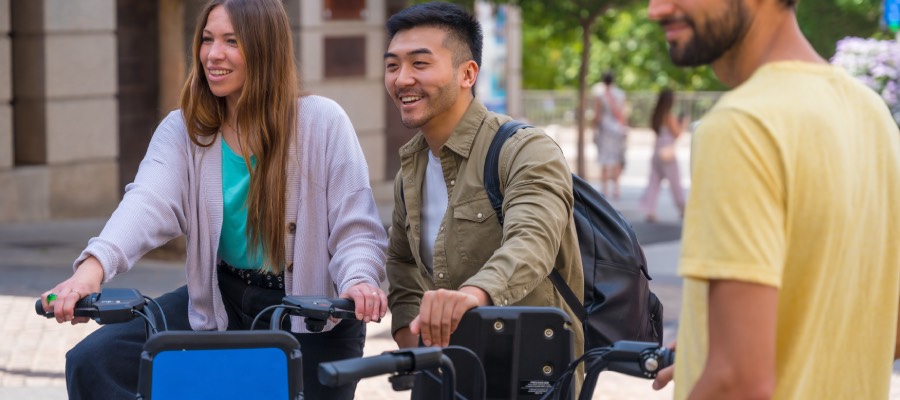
[218,261,285,290]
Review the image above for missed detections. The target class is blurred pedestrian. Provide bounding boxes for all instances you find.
[648,0,900,399]
[592,71,629,199]
[639,88,685,222]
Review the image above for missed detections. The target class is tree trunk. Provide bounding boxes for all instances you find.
[575,19,592,177]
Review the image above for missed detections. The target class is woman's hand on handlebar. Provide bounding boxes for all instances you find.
[340,282,386,323]
[41,256,104,325]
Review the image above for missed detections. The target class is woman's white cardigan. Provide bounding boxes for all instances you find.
[75,96,387,332]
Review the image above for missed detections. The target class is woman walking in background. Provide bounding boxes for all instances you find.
[593,71,629,199]
[639,88,685,222]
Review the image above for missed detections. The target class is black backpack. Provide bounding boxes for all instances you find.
[484,120,663,351]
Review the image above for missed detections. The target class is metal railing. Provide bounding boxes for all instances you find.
[522,90,723,128]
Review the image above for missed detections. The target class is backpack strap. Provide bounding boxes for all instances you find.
[549,269,587,321]
[484,120,532,224]
[483,120,587,322]
[399,179,406,210]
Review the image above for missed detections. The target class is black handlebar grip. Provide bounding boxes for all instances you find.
[35,294,94,318]
[34,299,45,316]
[657,347,675,370]
[327,298,357,320]
[319,352,414,387]
[329,298,355,312]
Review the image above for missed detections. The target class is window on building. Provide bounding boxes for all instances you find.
[324,36,366,78]
[323,0,367,20]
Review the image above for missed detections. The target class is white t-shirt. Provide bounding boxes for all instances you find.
[420,151,448,273]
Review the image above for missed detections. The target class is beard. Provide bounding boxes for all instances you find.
[665,0,750,67]
[399,80,458,130]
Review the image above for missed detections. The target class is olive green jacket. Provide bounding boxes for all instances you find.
[386,99,584,353]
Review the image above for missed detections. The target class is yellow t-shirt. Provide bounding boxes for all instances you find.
[675,62,900,399]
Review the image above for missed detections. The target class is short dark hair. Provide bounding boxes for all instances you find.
[386,2,483,68]
[602,71,614,85]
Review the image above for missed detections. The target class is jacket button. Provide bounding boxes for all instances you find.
[438,272,445,279]
[476,213,483,219]
[288,222,296,233]
[450,180,456,186]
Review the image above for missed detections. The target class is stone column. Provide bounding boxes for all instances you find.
[0,0,12,218]
[505,5,523,120]
[289,0,388,184]
[159,0,185,115]
[0,0,11,170]
[9,0,118,220]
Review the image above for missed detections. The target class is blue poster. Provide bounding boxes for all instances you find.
[476,1,508,114]
[886,0,900,32]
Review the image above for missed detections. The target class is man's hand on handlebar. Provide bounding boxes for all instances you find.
[652,340,676,390]
[411,286,489,347]
[340,282,387,323]
[41,256,104,325]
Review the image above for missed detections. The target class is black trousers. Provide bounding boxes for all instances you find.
[66,272,365,400]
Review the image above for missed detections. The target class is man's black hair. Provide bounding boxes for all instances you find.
[386,2,483,68]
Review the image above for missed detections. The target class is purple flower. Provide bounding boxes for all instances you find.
[832,37,900,125]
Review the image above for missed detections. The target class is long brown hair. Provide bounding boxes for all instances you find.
[650,88,675,135]
[181,0,299,273]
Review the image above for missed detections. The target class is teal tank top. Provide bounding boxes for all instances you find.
[218,137,263,269]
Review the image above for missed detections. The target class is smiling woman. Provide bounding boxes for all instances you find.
[40,0,388,399]
[199,6,246,109]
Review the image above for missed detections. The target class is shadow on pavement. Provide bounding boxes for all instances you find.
[631,220,682,245]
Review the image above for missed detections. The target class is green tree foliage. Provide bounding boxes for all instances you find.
[518,2,719,91]
[515,0,628,175]
[797,0,886,58]
[589,5,723,91]
[406,0,887,89]
[402,0,886,172]
[520,0,886,91]
[414,0,630,174]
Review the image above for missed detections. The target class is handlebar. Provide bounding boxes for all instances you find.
[282,296,356,321]
[35,291,358,333]
[319,347,444,387]
[35,288,147,325]
[35,293,94,318]
[34,291,672,399]
[573,341,675,400]
[269,296,358,332]
[319,347,457,400]
[602,340,675,379]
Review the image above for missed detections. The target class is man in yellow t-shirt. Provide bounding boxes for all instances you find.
[648,0,900,398]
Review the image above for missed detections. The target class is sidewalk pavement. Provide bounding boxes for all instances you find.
[0,128,896,399]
